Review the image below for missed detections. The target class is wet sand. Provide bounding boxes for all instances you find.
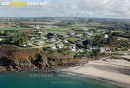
[62,59,130,88]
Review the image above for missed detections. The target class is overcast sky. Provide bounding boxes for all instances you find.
[0,0,130,19]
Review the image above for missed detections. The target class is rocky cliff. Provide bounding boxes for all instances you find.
[0,44,88,72]
[0,44,49,72]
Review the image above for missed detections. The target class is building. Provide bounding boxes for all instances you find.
[69,44,76,52]
[56,42,64,49]
[117,37,130,42]
[26,42,33,46]
[49,44,56,49]
[69,32,76,36]
[104,34,109,38]
[0,36,8,43]
[63,40,69,43]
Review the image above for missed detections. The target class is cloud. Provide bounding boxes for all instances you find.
[77,0,130,18]
[0,0,130,18]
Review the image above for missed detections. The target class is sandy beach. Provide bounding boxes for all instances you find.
[62,59,130,88]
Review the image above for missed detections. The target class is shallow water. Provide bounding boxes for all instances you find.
[0,72,120,88]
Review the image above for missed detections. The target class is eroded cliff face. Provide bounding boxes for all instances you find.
[0,44,49,72]
[0,44,88,72]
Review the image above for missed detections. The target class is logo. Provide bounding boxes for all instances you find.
[1,1,48,6]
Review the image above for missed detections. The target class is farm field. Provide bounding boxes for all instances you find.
[0,26,32,30]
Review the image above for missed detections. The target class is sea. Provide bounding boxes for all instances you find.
[0,72,121,88]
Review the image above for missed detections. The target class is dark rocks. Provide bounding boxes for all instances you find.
[0,57,17,66]
[0,66,6,72]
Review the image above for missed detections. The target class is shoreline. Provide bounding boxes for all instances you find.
[1,58,130,88]
[60,71,126,88]
[61,59,130,88]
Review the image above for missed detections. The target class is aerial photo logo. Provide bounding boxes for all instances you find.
[1,0,47,6]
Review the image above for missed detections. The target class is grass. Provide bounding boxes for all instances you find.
[46,27,69,32]
[45,25,81,33]
[46,49,73,59]
[111,30,124,33]
[67,37,81,42]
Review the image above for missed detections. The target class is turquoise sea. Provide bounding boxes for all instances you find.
[0,72,121,88]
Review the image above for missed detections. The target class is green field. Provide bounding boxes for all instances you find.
[44,27,69,34]
[47,27,69,31]
[45,24,81,33]
[111,30,124,33]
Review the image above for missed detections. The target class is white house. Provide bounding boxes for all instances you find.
[25,42,33,47]
[100,47,106,53]
[56,42,64,49]
[69,32,76,36]
[76,33,82,37]
[104,34,109,38]
[77,49,84,52]
[35,41,42,46]
[49,44,56,49]
[63,40,69,43]
[41,37,47,40]
[69,44,76,52]
[23,44,27,47]
[30,37,35,41]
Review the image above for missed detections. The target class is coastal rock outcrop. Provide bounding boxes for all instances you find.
[0,44,48,71]
[0,44,88,72]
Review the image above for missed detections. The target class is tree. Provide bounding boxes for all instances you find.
[18,39,23,46]
[91,49,101,58]
[92,35,102,46]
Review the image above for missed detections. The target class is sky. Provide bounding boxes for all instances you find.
[0,0,130,19]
